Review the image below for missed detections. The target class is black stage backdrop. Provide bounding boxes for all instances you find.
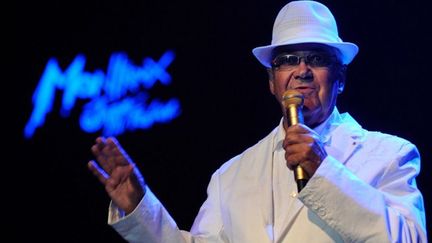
[12,0,431,241]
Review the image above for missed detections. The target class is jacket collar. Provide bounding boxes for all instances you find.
[273,107,366,163]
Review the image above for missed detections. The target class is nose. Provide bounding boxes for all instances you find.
[294,61,313,82]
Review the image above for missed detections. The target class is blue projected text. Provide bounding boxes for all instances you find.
[24,51,180,138]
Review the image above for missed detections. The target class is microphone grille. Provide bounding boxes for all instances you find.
[282,90,304,108]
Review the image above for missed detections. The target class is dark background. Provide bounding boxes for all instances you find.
[12,0,430,241]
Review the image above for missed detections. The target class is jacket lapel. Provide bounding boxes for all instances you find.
[271,112,365,242]
[325,113,365,168]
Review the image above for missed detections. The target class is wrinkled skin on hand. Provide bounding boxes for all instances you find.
[282,124,327,177]
[88,137,146,215]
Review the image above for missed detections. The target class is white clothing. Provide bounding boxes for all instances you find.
[108,109,427,242]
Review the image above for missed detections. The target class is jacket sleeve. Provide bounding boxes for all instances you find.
[298,142,427,242]
[108,171,224,243]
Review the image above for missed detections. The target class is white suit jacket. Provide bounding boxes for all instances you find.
[108,109,427,242]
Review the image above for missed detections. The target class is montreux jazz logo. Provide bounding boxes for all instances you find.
[24,51,180,139]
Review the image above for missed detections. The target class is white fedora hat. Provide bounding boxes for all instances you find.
[252,1,359,67]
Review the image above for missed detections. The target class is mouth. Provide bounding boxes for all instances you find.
[293,86,316,96]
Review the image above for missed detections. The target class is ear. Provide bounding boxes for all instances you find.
[269,80,276,95]
[337,79,345,94]
[337,65,347,94]
[267,68,276,95]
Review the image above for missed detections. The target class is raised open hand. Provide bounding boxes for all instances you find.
[88,137,146,214]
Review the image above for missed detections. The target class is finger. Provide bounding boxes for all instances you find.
[299,160,320,176]
[87,160,108,185]
[105,137,132,166]
[95,136,107,150]
[284,124,323,147]
[93,137,129,174]
[285,124,309,133]
[285,155,300,170]
[284,143,323,176]
[284,143,311,168]
[285,160,297,170]
[285,142,316,158]
[283,133,315,149]
[105,164,135,193]
[91,137,108,163]
[91,142,115,174]
[107,137,126,157]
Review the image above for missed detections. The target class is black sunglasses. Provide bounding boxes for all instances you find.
[271,52,340,70]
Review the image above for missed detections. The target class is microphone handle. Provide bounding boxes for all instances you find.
[286,104,309,192]
[294,164,308,192]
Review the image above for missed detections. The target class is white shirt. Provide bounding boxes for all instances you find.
[108,108,427,242]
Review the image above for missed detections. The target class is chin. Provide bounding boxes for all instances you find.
[302,108,324,127]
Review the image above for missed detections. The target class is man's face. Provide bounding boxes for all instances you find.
[269,43,345,128]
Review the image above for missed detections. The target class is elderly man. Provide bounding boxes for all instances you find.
[88,1,427,242]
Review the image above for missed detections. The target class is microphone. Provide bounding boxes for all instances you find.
[282,89,309,192]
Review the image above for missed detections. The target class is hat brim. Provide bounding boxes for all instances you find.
[252,40,359,68]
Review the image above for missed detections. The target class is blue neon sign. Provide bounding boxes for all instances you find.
[24,51,180,139]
